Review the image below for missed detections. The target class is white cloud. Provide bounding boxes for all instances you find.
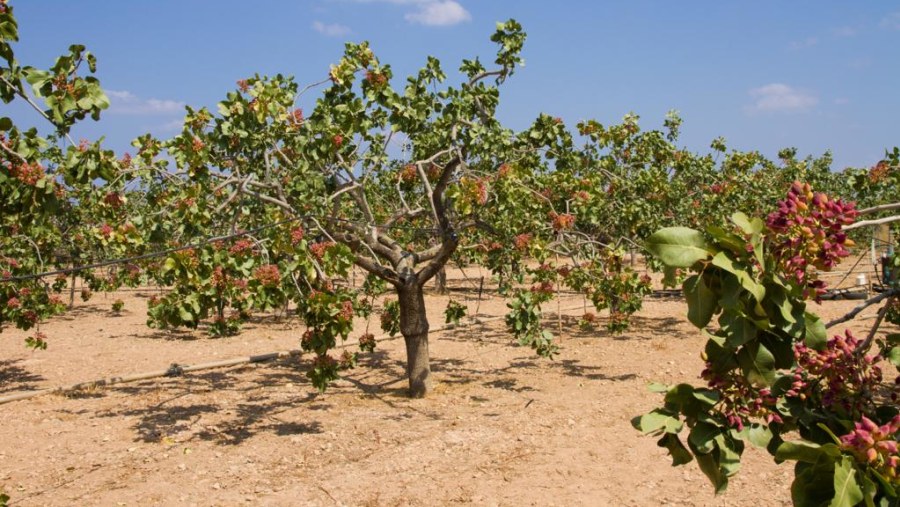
[789,36,818,50]
[105,90,185,115]
[157,119,186,132]
[313,20,352,36]
[350,0,471,26]
[746,83,818,114]
[880,11,900,30]
[405,0,470,26]
[834,97,850,106]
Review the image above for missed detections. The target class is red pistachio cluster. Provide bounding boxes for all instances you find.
[379,310,394,330]
[104,192,125,208]
[338,300,354,322]
[176,197,196,211]
[788,330,883,414]
[549,211,575,231]
[358,333,376,352]
[310,241,334,261]
[290,226,304,245]
[514,233,532,251]
[365,70,387,88]
[868,160,891,183]
[229,239,253,255]
[8,161,44,185]
[290,108,304,125]
[211,266,229,290]
[839,415,900,483]
[253,264,281,288]
[98,223,114,238]
[701,368,783,431]
[301,329,315,349]
[312,353,337,370]
[461,177,488,206]
[398,164,417,183]
[481,240,503,252]
[765,182,857,298]
[529,281,554,296]
[339,350,356,369]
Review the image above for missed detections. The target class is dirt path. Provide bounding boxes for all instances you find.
[0,282,891,506]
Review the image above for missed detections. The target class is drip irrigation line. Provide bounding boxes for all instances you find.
[829,250,869,289]
[0,301,589,406]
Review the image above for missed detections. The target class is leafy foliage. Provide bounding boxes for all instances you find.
[637,185,900,505]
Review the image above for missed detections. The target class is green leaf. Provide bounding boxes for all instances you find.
[711,252,765,303]
[657,433,693,466]
[706,225,746,254]
[714,433,743,476]
[631,409,681,434]
[684,274,717,328]
[804,312,827,350]
[775,441,839,464]
[792,457,838,507]
[720,310,758,348]
[731,211,764,235]
[887,347,900,368]
[645,227,711,268]
[766,283,796,325]
[691,388,719,406]
[178,307,193,323]
[689,440,729,494]
[746,423,773,448]
[689,422,720,454]
[737,341,776,386]
[830,456,863,507]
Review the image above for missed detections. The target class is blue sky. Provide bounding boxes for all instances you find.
[8,1,900,170]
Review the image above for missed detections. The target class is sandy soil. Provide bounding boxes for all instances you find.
[0,270,893,506]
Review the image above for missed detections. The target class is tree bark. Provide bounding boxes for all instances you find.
[397,279,431,398]
[434,267,448,294]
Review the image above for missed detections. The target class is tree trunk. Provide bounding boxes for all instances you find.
[397,279,431,398]
[434,267,448,294]
[68,271,76,309]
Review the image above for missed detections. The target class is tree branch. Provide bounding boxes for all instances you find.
[856,202,900,216]
[844,214,900,231]
[825,288,899,329]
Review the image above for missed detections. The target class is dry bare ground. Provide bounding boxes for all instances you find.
[0,270,893,506]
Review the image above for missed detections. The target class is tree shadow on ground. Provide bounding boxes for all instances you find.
[94,359,323,445]
[608,315,690,341]
[54,303,114,320]
[0,359,45,393]
[140,329,202,341]
[438,321,512,345]
[352,321,641,394]
[555,359,637,381]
